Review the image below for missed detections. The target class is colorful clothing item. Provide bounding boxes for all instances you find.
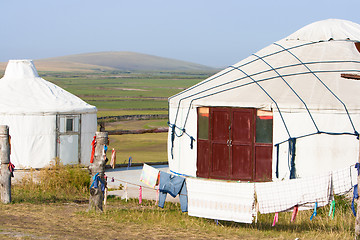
[140,163,160,189]
[158,171,188,212]
[110,148,116,169]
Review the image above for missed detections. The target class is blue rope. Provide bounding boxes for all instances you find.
[170,68,360,137]
[230,66,291,138]
[289,138,296,179]
[273,42,358,137]
[352,184,358,216]
[170,41,319,127]
[252,53,319,133]
[168,121,195,159]
[275,144,280,178]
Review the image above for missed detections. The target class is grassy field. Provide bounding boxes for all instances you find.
[42,71,211,115]
[41,71,212,164]
[0,197,356,239]
[106,132,168,164]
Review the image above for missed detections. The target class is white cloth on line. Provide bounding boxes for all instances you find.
[186,177,255,224]
[331,165,355,195]
[255,173,332,214]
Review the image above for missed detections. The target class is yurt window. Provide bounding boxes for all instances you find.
[256,110,273,143]
[198,107,209,140]
[66,118,74,132]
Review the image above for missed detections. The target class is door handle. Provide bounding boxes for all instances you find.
[229,140,232,147]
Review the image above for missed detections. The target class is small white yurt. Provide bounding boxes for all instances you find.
[0,60,97,168]
[168,19,360,181]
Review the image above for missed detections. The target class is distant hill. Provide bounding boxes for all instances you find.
[0,52,216,73]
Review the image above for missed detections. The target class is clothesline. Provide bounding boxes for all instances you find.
[97,163,360,225]
[108,175,188,197]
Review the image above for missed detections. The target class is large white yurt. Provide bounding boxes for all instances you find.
[0,60,97,168]
[168,19,360,181]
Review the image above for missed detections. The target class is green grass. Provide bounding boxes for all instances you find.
[104,119,168,131]
[106,132,168,163]
[42,71,209,115]
[12,160,90,203]
[97,110,168,118]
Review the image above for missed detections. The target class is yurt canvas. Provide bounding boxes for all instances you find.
[168,19,360,181]
[0,60,97,168]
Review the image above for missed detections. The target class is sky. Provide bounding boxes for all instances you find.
[0,0,360,68]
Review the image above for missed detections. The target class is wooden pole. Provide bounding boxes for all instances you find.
[88,131,108,211]
[0,125,11,204]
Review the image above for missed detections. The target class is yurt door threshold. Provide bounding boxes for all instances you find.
[55,114,81,165]
[196,107,273,182]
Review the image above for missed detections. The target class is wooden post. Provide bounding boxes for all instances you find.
[0,125,11,204]
[88,131,108,211]
[340,73,360,238]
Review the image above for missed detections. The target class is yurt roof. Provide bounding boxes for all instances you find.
[0,60,96,115]
[169,19,360,113]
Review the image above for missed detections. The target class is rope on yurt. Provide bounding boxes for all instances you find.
[273,42,359,137]
[170,42,319,127]
[275,144,280,178]
[288,138,296,179]
[253,53,320,133]
[168,121,195,159]
[229,66,292,138]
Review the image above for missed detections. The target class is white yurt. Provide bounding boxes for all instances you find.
[0,59,97,168]
[168,19,360,181]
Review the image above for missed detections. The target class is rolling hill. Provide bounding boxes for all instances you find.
[0,52,216,73]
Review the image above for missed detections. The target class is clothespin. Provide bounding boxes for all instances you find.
[122,183,128,202]
[310,202,318,221]
[139,186,142,204]
[272,212,279,227]
[127,156,132,169]
[291,205,298,222]
[155,186,159,205]
[328,200,335,219]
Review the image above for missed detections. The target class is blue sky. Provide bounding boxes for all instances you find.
[0,0,359,67]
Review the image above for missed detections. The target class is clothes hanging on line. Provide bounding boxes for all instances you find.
[158,171,187,212]
[255,173,332,214]
[331,166,354,195]
[110,148,116,169]
[186,178,255,223]
[140,163,160,189]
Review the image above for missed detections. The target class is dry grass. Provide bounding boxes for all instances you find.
[0,197,356,240]
[3,163,357,239]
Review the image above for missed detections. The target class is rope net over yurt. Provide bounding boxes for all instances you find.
[168,19,360,180]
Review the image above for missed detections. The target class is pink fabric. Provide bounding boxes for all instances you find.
[291,205,299,222]
[272,212,279,227]
[110,148,116,169]
[139,186,142,204]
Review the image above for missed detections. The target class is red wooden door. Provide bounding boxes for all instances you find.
[231,108,254,180]
[196,107,272,181]
[209,108,230,179]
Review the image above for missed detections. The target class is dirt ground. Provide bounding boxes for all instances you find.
[0,201,224,240]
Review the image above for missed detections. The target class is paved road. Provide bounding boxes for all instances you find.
[105,164,180,203]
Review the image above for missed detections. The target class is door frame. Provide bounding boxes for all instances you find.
[196,106,273,181]
[55,114,81,164]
